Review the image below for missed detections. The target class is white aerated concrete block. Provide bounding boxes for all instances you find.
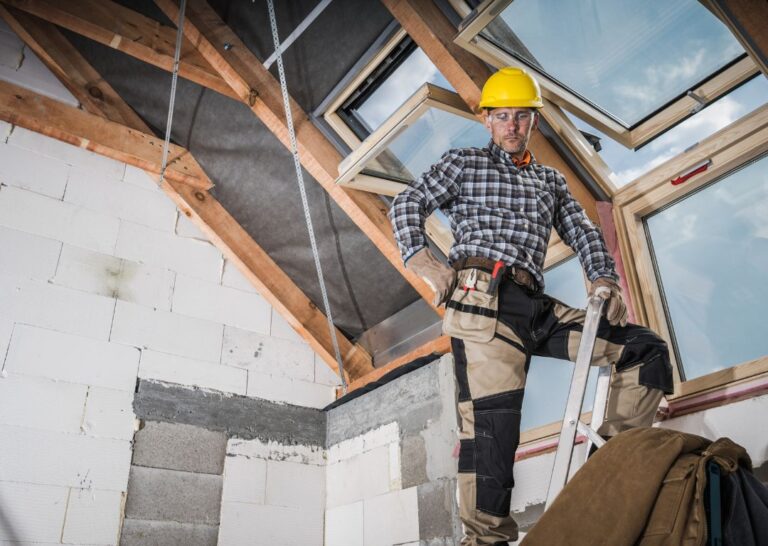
[111,301,223,363]
[0,481,68,542]
[324,501,363,546]
[0,185,119,254]
[172,275,271,334]
[175,211,209,240]
[315,355,342,386]
[0,142,70,198]
[265,460,325,510]
[246,372,334,409]
[0,120,10,142]
[326,423,400,465]
[0,425,131,490]
[82,387,136,441]
[123,165,159,191]
[222,326,315,381]
[362,487,419,546]
[0,276,115,341]
[63,488,124,545]
[218,502,323,546]
[54,245,174,311]
[222,455,267,504]
[0,226,61,282]
[0,318,13,366]
[0,27,22,69]
[64,168,177,231]
[7,129,124,180]
[270,311,307,344]
[0,373,87,433]
[114,221,222,283]
[221,259,256,293]
[0,46,78,105]
[227,437,325,467]
[139,350,247,395]
[5,325,139,392]
[326,445,391,508]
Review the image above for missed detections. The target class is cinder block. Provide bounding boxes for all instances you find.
[64,168,177,231]
[265,460,325,510]
[222,326,314,381]
[120,519,218,546]
[123,165,159,191]
[8,128,124,178]
[222,454,267,504]
[54,245,175,311]
[0,142,70,198]
[0,276,115,340]
[0,425,131,490]
[324,501,364,546]
[0,481,68,542]
[172,275,271,334]
[221,259,256,293]
[247,372,334,409]
[0,373,87,433]
[0,226,61,282]
[270,311,306,344]
[0,47,78,105]
[315,355,342,386]
[175,211,209,240]
[133,421,227,475]
[114,221,222,283]
[63,488,123,545]
[0,185,120,254]
[111,301,223,363]
[5,324,140,392]
[139,350,246,395]
[363,487,420,546]
[83,387,136,441]
[326,445,391,508]
[124,466,222,525]
[218,502,323,546]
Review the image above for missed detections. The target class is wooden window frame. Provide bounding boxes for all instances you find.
[613,103,768,400]
[453,0,761,150]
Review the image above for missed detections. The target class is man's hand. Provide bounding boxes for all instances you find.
[406,248,457,307]
[590,277,628,327]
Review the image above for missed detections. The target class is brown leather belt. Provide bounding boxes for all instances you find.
[452,256,538,291]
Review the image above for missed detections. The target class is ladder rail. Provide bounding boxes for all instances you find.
[544,292,607,509]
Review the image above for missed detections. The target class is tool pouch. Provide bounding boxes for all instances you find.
[442,268,498,343]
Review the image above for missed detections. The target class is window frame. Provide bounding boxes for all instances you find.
[613,103,768,399]
[453,0,762,150]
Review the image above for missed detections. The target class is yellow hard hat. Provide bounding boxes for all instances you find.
[479,67,543,109]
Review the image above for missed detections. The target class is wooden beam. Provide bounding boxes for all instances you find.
[341,335,451,396]
[0,0,239,100]
[381,0,600,222]
[705,0,768,76]
[153,0,440,312]
[0,78,374,378]
[0,5,149,131]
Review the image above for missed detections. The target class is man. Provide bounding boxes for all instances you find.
[389,67,673,545]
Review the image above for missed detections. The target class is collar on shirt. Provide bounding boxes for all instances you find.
[487,140,534,168]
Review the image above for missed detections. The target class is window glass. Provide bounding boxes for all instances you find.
[645,155,768,380]
[567,75,768,187]
[483,0,744,126]
[353,48,453,133]
[520,257,600,432]
[361,107,488,183]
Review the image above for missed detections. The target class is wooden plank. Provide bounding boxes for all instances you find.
[382,0,600,223]
[342,335,451,396]
[0,79,211,190]
[0,6,150,131]
[0,78,373,377]
[0,0,239,99]
[706,0,768,76]
[153,0,440,313]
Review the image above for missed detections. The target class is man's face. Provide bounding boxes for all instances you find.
[484,107,538,157]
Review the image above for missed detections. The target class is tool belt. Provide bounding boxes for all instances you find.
[452,256,538,291]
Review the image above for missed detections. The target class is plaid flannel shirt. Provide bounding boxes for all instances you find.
[389,141,618,290]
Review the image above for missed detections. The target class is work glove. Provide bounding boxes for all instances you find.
[406,248,456,307]
[590,277,628,327]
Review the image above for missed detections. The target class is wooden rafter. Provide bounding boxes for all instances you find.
[152,0,439,312]
[381,0,600,222]
[704,0,768,76]
[0,0,238,99]
[0,26,374,378]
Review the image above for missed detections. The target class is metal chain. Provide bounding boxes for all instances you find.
[266,0,348,393]
[159,0,187,183]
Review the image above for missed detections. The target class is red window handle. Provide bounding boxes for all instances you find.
[671,159,711,186]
